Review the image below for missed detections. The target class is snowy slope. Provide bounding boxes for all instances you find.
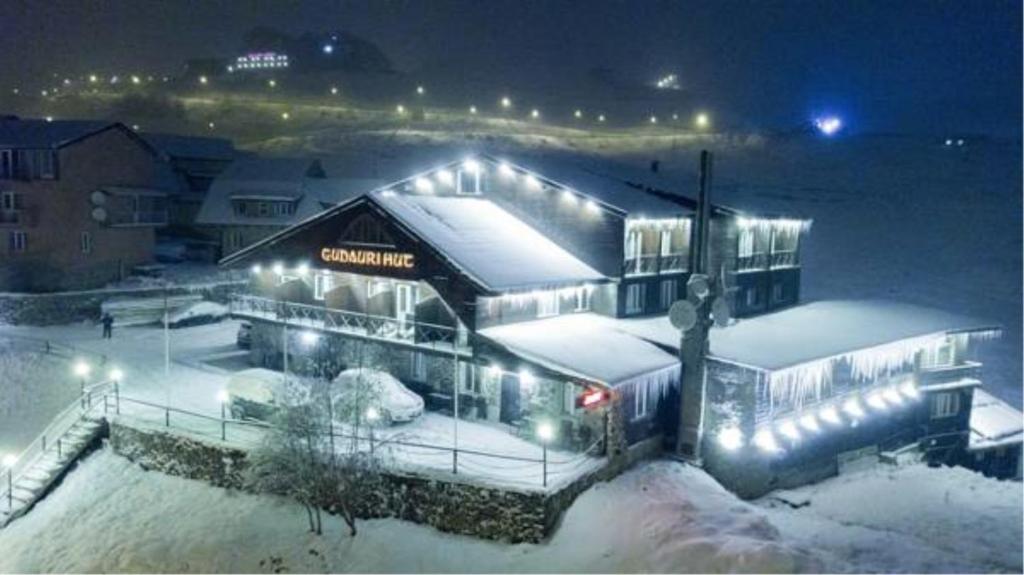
[1,450,1019,573]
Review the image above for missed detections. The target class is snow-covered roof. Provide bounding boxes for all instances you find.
[0,117,116,148]
[141,132,237,161]
[373,191,606,291]
[196,157,382,226]
[479,313,679,386]
[614,300,998,373]
[969,389,1023,451]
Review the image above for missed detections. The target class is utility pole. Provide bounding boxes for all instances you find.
[676,150,715,461]
[163,282,170,376]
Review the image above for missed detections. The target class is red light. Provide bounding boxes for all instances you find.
[578,388,608,409]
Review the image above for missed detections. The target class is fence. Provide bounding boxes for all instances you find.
[109,392,606,490]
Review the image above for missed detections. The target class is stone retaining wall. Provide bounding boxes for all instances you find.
[107,419,619,543]
[0,282,245,325]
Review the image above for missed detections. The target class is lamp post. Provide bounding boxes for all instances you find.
[2,454,15,511]
[74,360,90,409]
[217,390,229,441]
[366,406,379,457]
[537,421,554,487]
[109,368,123,415]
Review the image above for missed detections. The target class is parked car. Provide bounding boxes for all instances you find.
[165,301,228,328]
[225,368,288,421]
[236,322,252,349]
[332,368,424,425]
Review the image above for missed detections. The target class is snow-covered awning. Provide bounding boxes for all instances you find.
[969,389,1023,451]
[478,313,679,387]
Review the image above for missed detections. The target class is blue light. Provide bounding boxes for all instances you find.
[814,115,843,136]
[322,44,334,55]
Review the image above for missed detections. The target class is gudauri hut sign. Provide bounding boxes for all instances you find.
[320,247,415,270]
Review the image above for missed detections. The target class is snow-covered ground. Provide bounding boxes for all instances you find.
[0,449,1018,573]
[0,340,77,457]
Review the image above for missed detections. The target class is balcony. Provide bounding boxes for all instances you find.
[229,295,471,357]
[624,253,688,277]
[108,210,169,227]
[736,253,769,272]
[770,250,799,269]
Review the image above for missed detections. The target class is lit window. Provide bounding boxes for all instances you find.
[313,273,335,301]
[930,392,960,419]
[574,286,591,312]
[537,291,559,318]
[625,283,645,314]
[921,341,954,368]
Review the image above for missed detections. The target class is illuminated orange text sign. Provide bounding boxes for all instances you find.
[320,247,415,270]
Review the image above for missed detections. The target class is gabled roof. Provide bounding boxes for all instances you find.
[969,389,1023,450]
[141,132,238,161]
[196,157,380,226]
[0,117,126,149]
[371,191,605,291]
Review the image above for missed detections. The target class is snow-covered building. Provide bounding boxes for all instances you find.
[965,389,1023,480]
[218,153,1001,493]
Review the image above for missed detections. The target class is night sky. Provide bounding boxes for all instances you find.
[3,0,1021,137]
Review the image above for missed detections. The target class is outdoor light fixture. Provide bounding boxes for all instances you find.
[585,200,600,212]
[469,105,477,114]
[322,44,334,54]
[536,421,554,442]
[900,381,920,399]
[525,174,541,190]
[296,263,309,276]
[109,368,123,382]
[251,264,262,274]
[695,113,710,129]
[462,158,481,173]
[500,96,511,108]
[753,430,781,453]
[843,398,865,419]
[574,109,582,118]
[499,162,515,178]
[1,454,14,468]
[530,109,540,119]
[561,189,577,203]
[799,413,820,432]
[414,177,434,192]
[198,75,208,85]
[88,74,97,83]
[396,104,405,114]
[717,427,743,451]
[519,370,536,391]
[883,387,904,406]
[217,390,229,404]
[436,169,454,186]
[416,85,425,95]
[73,360,91,378]
[366,406,380,423]
[819,405,842,425]
[300,331,319,346]
[268,79,276,88]
[281,112,290,120]
[487,364,503,379]
[598,114,606,122]
[272,262,284,275]
[330,86,338,95]
[778,420,801,441]
[866,392,888,411]
[649,115,658,124]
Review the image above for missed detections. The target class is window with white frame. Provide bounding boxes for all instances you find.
[456,169,482,195]
[931,392,960,419]
[8,230,26,252]
[921,340,954,368]
[738,226,756,258]
[313,273,335,300]
[625,283,645,314]
[634,380,649,419]
[537,290,559,317]
[80,231,92,254]
[574,286,591,312]
[659,279,678,309]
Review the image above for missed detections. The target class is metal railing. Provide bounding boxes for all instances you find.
[736,252,769,271]
[109,391,606,490]
[770,251,799,269]
[230,295,469,354]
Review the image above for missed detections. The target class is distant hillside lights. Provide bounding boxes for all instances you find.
[234,52,289,71]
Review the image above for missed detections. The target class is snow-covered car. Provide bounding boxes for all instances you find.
[225,368,288,421]
[331,368,424,425]
[236,322,252,349]
[165,301,229,328]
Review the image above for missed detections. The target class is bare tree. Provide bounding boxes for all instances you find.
[244,382,383,537]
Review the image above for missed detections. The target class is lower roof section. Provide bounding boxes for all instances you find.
[478,313,679,387]
[970,389,1024,451]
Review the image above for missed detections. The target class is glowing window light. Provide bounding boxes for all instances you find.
[531,109,540,119]
[866,392,888,411]
[883,387,904,406]
[900,381,920,399]
[717,427,744,451]
[436,169,454,186]
[753,430,781,453]
[778,420,801,441]
[499,162,516,178]
[414,177,434,193]
[799,414,820,433]
[462,158,481,174]
[525,174,541,190]
[843,398,865,418]
[819,405,842,425]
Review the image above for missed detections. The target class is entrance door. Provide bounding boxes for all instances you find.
[395,283,417,338]
[499,373,521,424]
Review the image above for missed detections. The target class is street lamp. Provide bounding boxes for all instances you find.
[74,360,90,408]
[537,421,554,487]
[109,367,123,414]
[2,453,15,511]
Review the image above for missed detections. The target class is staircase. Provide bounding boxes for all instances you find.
[0,414,107,527]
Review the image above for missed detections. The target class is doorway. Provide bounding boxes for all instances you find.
[499,373,521,424]
[395,283,417,337]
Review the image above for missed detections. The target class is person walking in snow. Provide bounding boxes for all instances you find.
[101,313,114,339]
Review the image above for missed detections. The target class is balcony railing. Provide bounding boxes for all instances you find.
[736,252,769,272]
[230,295,470,355]
[109,210,169,227]
[624,253,688,277]
[770,250,799,269]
